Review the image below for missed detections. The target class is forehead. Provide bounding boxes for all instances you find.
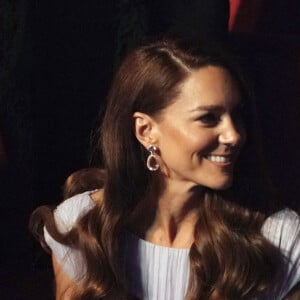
[172,66,242,111]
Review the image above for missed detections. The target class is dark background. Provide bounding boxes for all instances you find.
[1,1,299,298]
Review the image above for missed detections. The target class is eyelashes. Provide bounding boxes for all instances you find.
[196,113,221,126]
[195,109,245,127]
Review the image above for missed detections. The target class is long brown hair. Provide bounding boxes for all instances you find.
[30,39,284,299]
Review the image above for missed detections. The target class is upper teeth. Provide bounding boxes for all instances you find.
[206,155,229,163]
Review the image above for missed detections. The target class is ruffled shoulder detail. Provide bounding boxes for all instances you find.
[53,190,96,233]
[43,191,96,281]
[262,209,300,298]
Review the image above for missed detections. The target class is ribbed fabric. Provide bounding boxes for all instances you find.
[261,209,300,299]
[44,191,300,299]
[123,231,190,300]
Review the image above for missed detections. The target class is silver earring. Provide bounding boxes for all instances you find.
[146,145,159,171]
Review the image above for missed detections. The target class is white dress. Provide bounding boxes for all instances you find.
[44,191,300,299]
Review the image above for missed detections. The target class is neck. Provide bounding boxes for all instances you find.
[128,177,204,248]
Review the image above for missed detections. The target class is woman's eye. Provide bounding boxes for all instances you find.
[197,113,220,125]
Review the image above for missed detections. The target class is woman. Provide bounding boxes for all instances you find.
[30,39,300,299]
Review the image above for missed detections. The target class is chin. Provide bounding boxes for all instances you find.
[208,178,233,191]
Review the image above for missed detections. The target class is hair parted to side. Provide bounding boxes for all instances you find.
[30,38,284,299]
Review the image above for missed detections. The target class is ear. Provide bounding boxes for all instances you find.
[133,112,158,148]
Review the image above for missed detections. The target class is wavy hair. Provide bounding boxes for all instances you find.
[30,39,284,299]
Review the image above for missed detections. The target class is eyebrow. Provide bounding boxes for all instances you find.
[189,102,244,113]
[189,105,224,112]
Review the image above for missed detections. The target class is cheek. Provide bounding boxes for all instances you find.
[158,123,218,157]
[174,130,208,153]
[158,124,187,145]
[191,132,219,154]
[158,127,196,160]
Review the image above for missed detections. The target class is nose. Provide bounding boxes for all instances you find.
[218,117,244,147]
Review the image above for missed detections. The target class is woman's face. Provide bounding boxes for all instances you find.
[154,65,246,190]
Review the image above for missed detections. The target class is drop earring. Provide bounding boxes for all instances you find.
[146,145,159,171]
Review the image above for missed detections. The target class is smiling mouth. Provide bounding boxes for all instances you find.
[205,155,233,165]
